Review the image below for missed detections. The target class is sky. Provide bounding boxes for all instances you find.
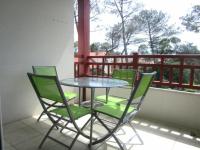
[74,0,200,51]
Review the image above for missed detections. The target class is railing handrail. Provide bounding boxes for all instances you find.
[85,54,200,58]
[74,54,200,90]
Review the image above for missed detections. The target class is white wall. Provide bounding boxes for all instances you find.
[0,0,74,123]
[138,88,200,131]
[94,88,200,131]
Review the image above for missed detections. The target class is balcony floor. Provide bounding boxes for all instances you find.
[3,115,200,150]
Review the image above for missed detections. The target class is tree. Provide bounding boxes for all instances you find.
[138,44,149,54]
[133,9,177,54]
[104,0,142,56]
[90,42,101,52]
[158,37,181,54]
[176,43,200,87]
[105,24,121,53]
[181,5,200,33]
[74,0,102,32]
[74,41,78,55]
[176,43,200,54]
[99,42,113,54]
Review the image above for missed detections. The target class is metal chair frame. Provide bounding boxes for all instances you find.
[32,66,76,122]
[28,73,91,149]
[100,69,137,103]
[92,72,156,150]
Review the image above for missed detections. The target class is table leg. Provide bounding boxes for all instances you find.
[106,88,110,103]
[78,87,81,106]
[89,88,95,148]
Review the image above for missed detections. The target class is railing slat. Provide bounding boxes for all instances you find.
[74,54,200,90]
[179,57,184,87]
[190,68,194,87]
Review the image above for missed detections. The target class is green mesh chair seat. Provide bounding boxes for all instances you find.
[27,73,91,149]
[95,95,126,104]
[94,103,135,119]
[95,69,137,104]
[50,105,90,120]
[91,72,156,150]
[64,92,77,100]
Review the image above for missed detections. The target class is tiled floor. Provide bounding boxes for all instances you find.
[3,115,200,150]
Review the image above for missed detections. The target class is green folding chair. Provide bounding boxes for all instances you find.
[27,73,91,149]
[96,69,137,104]
[32,66,77,122]
[91,72,156,150]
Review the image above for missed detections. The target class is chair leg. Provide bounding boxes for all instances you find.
[37,111,44,122]
[69,132,80,150]
[39,124,56,149]
[128,121,143,145]
[89,114,96,148]
[37,101,58,122]
[98,118,125,150]
[69,117,92,149]
[92,114,126,150]
[60,121,69,133]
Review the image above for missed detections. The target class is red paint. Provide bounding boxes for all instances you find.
[77,0,90,76]
[75,54,200,90]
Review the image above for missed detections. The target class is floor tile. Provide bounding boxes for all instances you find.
[3,117,200,150]
[4,142,16,150]
[3,120,27,134]
[4,126,40,145]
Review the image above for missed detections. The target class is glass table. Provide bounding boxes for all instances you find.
[61,77,128,105]
[60,77,128,147]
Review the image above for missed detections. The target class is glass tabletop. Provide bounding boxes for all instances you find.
[60,77,128,88]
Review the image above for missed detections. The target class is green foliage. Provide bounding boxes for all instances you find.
[104,0,142,56]
[74,0,102,33]
[158,37,181,54]
[74,41,78,55]
[100,42,112,52]
[181,5,200,33]
[138,44,149,54]
[90,42,101,52]
[133,9,178,54]
[105,24,121,52]
[176,43,200,54]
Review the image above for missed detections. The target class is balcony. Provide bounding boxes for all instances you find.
[2,54,200,150]
[74,54,200,134]
[0,0,200,150]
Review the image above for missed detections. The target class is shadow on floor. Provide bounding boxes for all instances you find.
[3,116,200,150]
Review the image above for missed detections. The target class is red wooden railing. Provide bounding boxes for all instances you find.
[74,53,200,90]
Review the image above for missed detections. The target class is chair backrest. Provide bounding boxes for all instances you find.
[27,73,75,121]
[27,73,90,140]
[32,66,58,76]
[112,69,137,86]
[121,71,156,122]
[28,73,64,103]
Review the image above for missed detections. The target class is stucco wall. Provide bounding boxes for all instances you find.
[93,87,200,131]
[0,0,74,123]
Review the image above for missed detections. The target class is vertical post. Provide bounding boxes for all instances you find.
[160,57,164,83]
[179,57,184,88]
[77,0,90,77]
[132,53,138,69]
[190,68,194,88]
[102,57,105,77]
[169,67,173,84]
[78,0,90,101]
[132,53,139,80]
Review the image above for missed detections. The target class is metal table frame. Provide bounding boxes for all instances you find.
[61,77,128,148]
